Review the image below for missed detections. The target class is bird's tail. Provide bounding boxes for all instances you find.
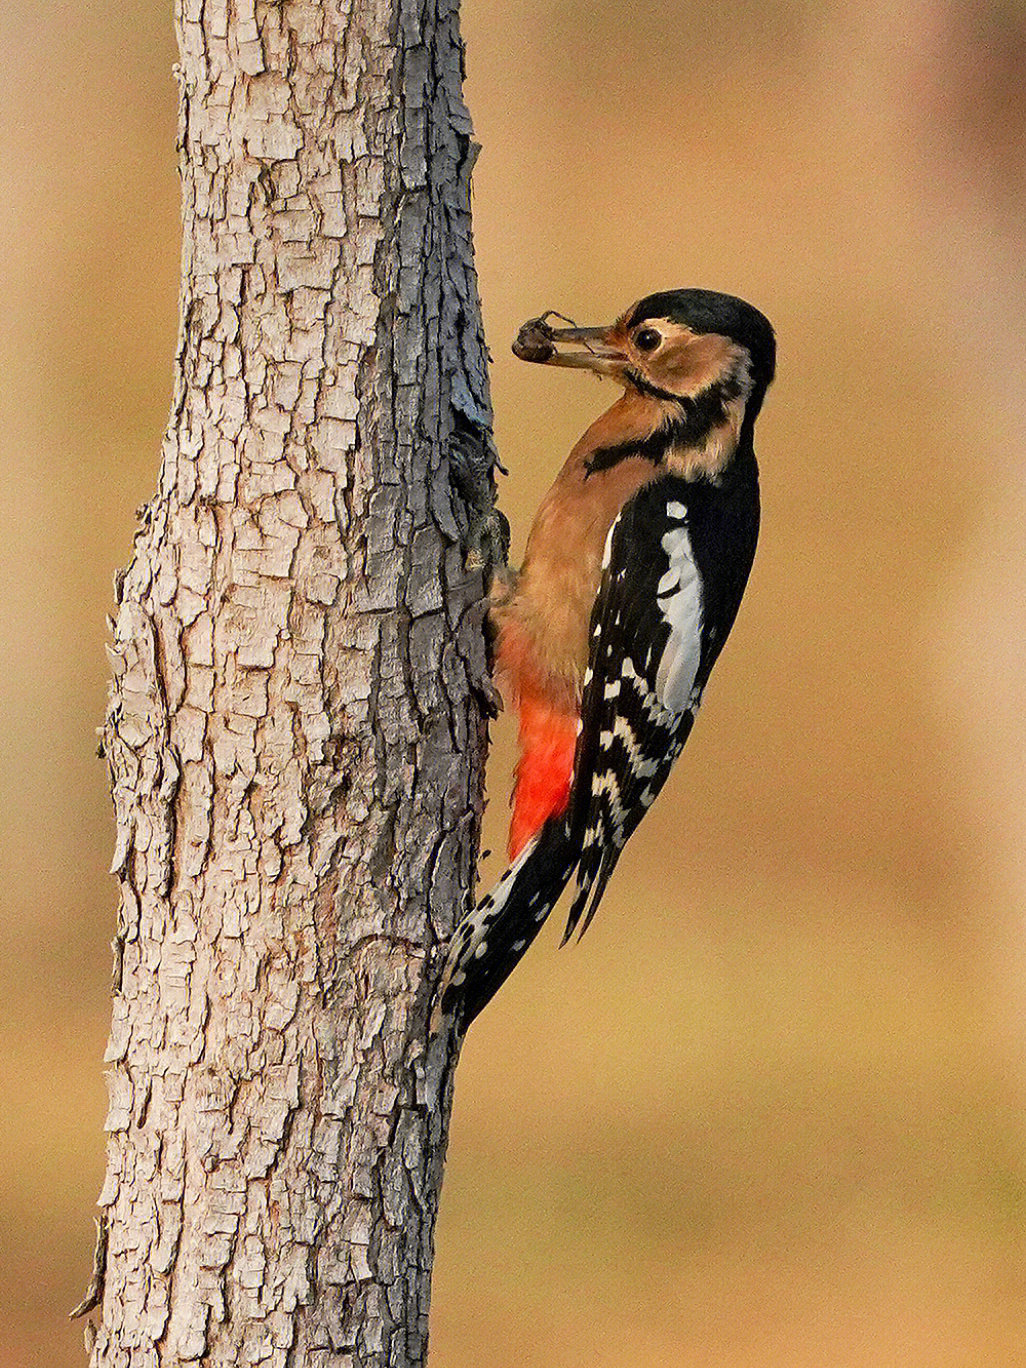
[434,816,577,1030]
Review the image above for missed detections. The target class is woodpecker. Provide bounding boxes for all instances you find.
[438,289,775,1030]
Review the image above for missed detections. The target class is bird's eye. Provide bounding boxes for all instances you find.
[634,327,661,352]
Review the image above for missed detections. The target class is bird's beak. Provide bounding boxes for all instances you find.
[512,315,626,376]
[546,325,625,373]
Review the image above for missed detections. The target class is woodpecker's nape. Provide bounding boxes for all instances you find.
[436,289,775,1033]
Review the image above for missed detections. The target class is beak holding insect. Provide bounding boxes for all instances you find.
[512,313,626,376]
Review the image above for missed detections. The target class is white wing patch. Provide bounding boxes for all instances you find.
[653,513,703,713]
[600,515,619,571]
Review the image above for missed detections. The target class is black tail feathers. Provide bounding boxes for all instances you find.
[435,817,577,1029]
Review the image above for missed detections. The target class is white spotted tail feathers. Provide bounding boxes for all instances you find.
[434,817,577,1031]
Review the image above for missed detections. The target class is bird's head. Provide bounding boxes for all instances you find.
[514,288,776,435]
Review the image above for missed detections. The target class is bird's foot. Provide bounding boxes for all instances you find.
[449,417,510,586]
[447,416,511,718]
[463,503,511,578]
[472,667,504,719]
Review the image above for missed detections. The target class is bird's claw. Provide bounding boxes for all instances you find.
[449,420,510,586]
[473,670,503,719]
[463,504,510,579]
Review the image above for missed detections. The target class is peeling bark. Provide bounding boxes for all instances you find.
[88,1,493,1363]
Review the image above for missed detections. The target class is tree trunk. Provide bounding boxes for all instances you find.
[87,1,493,1363]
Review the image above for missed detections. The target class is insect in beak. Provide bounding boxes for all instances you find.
[513,313,626,375]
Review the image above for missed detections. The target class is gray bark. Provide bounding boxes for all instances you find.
[86,1,493,1364]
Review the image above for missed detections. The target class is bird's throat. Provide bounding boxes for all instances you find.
[584,385,744,482]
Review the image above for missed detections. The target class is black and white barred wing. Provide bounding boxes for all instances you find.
[563,476,704,941]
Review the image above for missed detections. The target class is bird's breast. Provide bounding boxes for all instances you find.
[494,450,661,709]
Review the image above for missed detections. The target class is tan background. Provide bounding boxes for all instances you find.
[2,1,1024,1364]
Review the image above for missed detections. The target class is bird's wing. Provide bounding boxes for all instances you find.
[563,475,705,941]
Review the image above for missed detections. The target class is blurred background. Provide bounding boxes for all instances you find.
[2,1,1024,1364]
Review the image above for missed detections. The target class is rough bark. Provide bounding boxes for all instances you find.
[87,1,493,1364]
